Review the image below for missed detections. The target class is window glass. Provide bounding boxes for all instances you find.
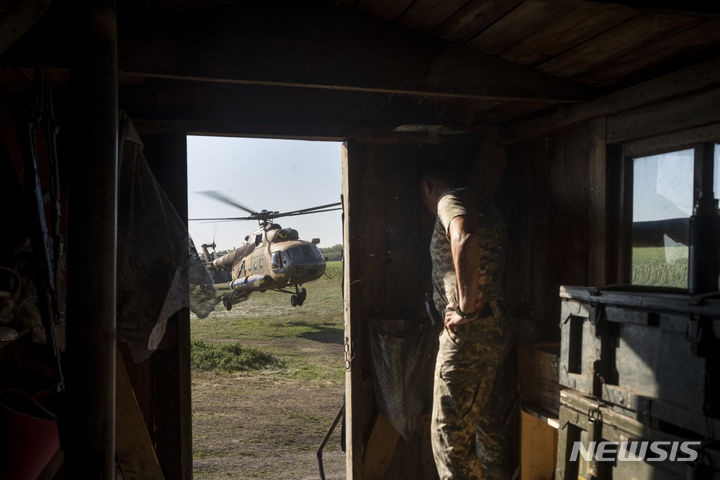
[301,245,314,259]
[289,247,303,261]
[259,258,263,268]
[714,144,720,201]
[282,251,291,266]
[632,149,693,288]
[271,252,281,269]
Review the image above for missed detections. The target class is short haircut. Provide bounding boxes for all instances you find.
[419,159,465,187]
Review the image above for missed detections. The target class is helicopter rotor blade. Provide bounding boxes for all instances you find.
[189,216,257,222]
[272,202,342,217]
[273,207,343,218]
[197,191,259,216]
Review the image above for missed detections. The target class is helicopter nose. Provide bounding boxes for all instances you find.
[291,262,325,279]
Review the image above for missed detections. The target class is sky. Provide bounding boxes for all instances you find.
[186,136,343,251]
[633,145,720,223]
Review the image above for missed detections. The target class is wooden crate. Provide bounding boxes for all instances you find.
[559,285,720,439]
[521,410,558,480]
[518,342,560,417]
[557,389,720,480]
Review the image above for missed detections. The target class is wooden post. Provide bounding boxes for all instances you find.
[141,132,193,480]
[66,0,118,477]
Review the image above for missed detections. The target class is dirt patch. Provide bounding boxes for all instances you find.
[192,371,345,479]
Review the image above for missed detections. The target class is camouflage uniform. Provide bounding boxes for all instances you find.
[430,188,517,480]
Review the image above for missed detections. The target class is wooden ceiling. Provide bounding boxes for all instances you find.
[3,0,720,138]
[342,0,720,89]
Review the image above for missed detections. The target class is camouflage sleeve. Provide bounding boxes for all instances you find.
[437,193,468,236]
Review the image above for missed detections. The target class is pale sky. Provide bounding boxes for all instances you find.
[186,136,343,251]
[633,145,720,222]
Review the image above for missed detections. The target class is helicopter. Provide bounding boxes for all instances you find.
[190,191,342,310]
[198,242,232,284]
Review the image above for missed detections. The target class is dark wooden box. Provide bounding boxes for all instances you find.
[557,389,720,480]
[518,342,560,418]
[559,285,720,440]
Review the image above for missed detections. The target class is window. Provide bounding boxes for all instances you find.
[255,234,263,246]
[271,252,281,269]
[259,258,263,268]
[631,144,720,288]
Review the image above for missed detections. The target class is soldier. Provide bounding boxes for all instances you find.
[421,165,517,480]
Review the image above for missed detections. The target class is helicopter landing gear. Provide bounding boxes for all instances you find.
[290,286,307,307]
[223,295,232,311]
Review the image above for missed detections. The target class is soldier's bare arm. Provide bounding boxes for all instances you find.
[444,215,482,331]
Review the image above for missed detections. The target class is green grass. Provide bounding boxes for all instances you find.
[190,341,285,372]
[190,261,344,382]
[632,246,688,288]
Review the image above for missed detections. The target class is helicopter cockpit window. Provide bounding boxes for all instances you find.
[282,251,292,266]
[300,245,323,260]
[271,252,281,269]
[255,234,263,246]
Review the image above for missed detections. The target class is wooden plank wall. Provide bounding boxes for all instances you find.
[499,120,606,343]
[344,141,448,480]
[499,77,720,344]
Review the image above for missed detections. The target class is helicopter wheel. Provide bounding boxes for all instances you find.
[297,287,307,306]
[223,296,232,311]
[290,295,298,307]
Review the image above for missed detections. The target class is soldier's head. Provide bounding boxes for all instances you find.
[420,162,462,215]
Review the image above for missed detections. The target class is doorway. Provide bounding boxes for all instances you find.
[186,135,345,479]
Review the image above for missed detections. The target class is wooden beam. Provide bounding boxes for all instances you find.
[65,1,118,477]
[0,0,52,55]
[622,123,720,158]
[119,79,484,140]
[587,118,607,286]
[499,57,720,144]
[114,3,594,103]
[536,0,720,17]
[606,87,720,143]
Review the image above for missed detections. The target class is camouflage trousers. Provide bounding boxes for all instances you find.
[431,308,518,480]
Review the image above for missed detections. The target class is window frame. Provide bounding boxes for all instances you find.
[613,128,720,287]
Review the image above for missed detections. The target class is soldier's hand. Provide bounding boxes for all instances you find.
[444,304,472,333]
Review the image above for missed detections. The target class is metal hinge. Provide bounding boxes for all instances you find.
[344,336,354,372]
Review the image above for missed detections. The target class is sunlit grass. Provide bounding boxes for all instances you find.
[632,247,687,289]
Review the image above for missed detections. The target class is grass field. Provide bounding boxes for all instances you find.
[632,246,688,288]
[190,261,345,479]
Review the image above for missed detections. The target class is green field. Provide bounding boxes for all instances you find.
[190,261,345,479]
[632,246,688,288]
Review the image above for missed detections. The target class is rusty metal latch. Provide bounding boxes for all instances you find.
[344,336,354,371]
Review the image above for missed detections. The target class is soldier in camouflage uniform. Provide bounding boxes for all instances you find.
[421,169,517,480]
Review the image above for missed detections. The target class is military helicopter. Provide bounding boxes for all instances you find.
[198,242,232,284]
[190,191,342,310]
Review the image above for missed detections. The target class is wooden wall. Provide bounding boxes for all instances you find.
[498,72,720,344]
[500,119,607,344]
[344,141,449,480]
